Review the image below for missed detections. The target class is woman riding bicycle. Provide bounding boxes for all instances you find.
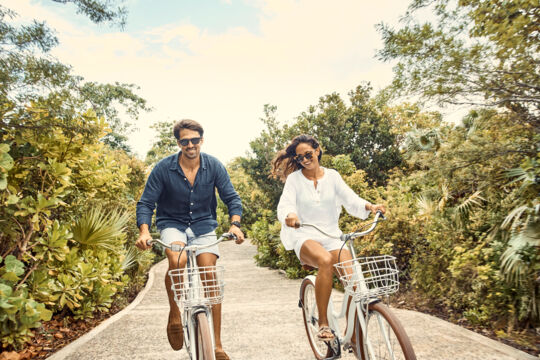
[272,134,386,342]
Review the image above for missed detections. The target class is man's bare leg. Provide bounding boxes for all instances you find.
[165,243,187,350]
[196,252,227,356]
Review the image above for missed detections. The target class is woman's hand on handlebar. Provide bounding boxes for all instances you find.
[285,213,300,228]
[366,203,386,215]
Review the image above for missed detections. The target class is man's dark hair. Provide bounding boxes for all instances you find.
[173,119,204,139]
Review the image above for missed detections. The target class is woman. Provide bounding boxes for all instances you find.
[273,134,386,341]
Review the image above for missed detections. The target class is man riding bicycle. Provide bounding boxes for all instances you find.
[135,119,244,360]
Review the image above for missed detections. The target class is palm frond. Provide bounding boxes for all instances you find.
[121,245,138,272]
[453,191,485,226]
[500,220,540,286]
[501,205,529,230]
[405,128,441,153]
[455,191,485,215]
[72,207,129,251]
[438,183,450,211]
[416,194,437,217]
[505,167,536,188]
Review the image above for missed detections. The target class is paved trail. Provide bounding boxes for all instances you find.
[48,241,536,360]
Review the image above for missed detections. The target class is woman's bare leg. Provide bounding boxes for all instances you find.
[299,240,334,329]
[329,249,357,347]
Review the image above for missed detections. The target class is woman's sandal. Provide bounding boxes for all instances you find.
[317,326,335,341]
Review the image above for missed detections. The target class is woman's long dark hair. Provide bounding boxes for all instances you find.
[271,134,322,182]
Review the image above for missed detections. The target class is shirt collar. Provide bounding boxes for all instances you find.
[169,151,207,171]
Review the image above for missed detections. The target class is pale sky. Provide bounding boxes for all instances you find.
[6,0,413,163]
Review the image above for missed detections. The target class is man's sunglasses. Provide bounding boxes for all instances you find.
[178,137,202,146]
[294,151,314,163]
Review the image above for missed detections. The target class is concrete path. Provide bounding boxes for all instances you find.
[48,241,537,360]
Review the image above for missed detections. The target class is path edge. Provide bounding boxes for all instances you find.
[46,259,165,360]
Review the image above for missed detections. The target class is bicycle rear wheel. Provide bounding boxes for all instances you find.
[300,277,332,360]
[355,302,416,360]
[195,312,215,360]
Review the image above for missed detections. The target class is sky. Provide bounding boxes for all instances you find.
[5,0,415,164]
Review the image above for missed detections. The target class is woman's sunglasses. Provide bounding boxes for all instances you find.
[294,151,314,163]
[178,137,201,146]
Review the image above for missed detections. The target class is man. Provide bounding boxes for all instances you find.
[135,119,244,360]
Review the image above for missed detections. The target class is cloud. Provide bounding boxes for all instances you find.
[5,0,410,162]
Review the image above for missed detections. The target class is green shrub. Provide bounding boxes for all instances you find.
[0,256,52,349]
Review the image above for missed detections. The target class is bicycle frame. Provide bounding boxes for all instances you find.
[149,233,233,360]
[183,247,216,359]
[301,211,391,358]
[305,237,378,350]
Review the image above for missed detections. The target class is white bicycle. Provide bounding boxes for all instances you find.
[148,232,235,360]
[298,211,416,360]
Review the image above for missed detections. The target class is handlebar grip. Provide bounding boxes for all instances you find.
[146,239,153,246]
[376,210,386,220]
[294,221,301,228]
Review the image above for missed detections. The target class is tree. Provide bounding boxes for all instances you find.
[240,104,296,211]
[377,0,539,128]
[295,84,403,185]
[144,121,178,166]
[0,4,149,152]
[0,2,155,348]
[51,0,127,27]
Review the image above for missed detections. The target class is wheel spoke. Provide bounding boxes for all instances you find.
[300,278,332,359]
[360,303,416,360]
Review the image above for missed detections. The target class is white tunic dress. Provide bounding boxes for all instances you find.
[276,167,371,257]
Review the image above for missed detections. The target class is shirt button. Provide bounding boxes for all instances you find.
[184,178,187,180]
[190,203,194,205]
[190,211,192,214]
[191,190,193,193]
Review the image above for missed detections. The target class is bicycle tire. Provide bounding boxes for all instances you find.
[300,277,333,360]
[195,312,215,360]
[355,302,416,360]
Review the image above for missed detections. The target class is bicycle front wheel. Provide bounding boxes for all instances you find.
[355,302,416,360]
[195,312,215,360]
[300,277,332,360]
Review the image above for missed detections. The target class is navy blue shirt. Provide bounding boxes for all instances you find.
[136,152,242,236]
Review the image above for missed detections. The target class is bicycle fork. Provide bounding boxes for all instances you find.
[185,306,215,359]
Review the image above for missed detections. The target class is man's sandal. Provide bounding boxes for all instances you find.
[317,326,335,341]
[215,349,231,360]
[167,314,183,351]
[345,341,359,357]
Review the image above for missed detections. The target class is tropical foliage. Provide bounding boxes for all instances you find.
[233,0,539,341]
[0,2,155,349]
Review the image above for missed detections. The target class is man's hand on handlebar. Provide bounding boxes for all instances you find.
[135,231,153,251]
[228,226,244,244]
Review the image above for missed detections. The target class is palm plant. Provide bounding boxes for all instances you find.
[499,159,540,321]
[71,207,129,251]
[404,127,441,153]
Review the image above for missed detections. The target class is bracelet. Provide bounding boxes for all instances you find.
[231,220,242,229]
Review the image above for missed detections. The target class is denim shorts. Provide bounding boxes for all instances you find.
[159,227,219,258]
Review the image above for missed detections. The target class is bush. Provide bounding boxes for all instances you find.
[0,256,52,349]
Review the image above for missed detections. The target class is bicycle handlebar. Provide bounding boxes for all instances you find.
[296,210,386,242]
[146,232,237,252]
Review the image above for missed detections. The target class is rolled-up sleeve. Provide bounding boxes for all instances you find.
[277,176,297,223]
[335,172,371,220]
[215,162,242,217]
[136,166,163,228]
